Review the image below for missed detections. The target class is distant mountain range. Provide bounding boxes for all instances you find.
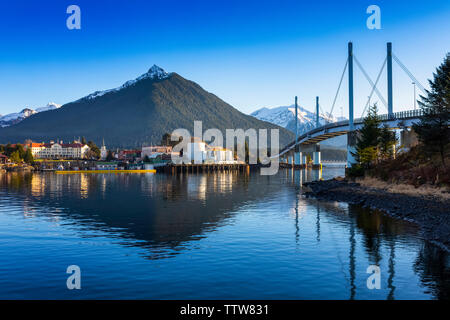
[251,105,348,149]
[0,66,294,148]
[0,103,61,128]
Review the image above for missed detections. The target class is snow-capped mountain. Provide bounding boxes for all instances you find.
[0,103,61,128]
[80,65,170,101]
[251,104,348,148]
[251,104,344,134]
[35,102,62,113]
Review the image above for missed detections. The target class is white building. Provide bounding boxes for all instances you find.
[183,140,237,164]
[28,142,90,159]
[186,141,207,164]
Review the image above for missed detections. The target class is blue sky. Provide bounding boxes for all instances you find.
[0,0,449,117]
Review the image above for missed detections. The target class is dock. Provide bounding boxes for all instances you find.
[55,169,156,174]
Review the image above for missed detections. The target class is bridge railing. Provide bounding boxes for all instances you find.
[280,109,422,154]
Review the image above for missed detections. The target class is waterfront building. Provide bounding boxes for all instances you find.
[118,150,141,161]
[184,138,237,164]
[0,153,8,164]
[141,146,173,159]
[27,142,90,159]
[186,140,207,163]
[205,147,234,164]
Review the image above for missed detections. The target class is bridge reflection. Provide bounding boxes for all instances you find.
[0,171,448,299]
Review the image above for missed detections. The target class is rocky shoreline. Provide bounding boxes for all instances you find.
[302,178,450,251]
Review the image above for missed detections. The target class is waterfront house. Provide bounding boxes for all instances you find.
[0,153,8,164]
[118,150,141,161]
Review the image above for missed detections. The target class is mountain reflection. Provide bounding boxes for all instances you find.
[0,171,449,299]
[0,172,271,259]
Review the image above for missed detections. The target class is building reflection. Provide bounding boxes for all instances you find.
[0,171,448,299]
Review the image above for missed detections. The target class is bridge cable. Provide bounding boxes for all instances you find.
[329,58,348,121]
[360,57,387,118]
[392,54,427,94]
[353,55,389,111]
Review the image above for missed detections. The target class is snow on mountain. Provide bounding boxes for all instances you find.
[35,102,62,113]
[251,104,348,148]
[0,103,61,128]
[251,104,344,134]
[81,65,170,101]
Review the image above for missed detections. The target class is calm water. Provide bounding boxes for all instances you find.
[0,168,448,300]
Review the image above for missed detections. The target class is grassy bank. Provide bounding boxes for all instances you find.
[363,146,450,189]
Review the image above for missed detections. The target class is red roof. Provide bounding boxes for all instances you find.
[29,143,43,148]
[0,154,8,159]
[61,143,85,148]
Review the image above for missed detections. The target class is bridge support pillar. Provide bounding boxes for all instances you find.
[302,154,307,167]
[347,132,357,168]
[294,151,301,167]
[313,144,321,169]
[347,42,356,168]
[313,152,321,165]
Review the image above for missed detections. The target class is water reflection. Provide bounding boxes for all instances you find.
[0,170,449,299]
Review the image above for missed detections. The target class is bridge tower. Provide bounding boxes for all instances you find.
[347,42,356,168]
[316,96,320,128]
[387,42,394,117]
[313,96,321,168]
[294,96,302,167]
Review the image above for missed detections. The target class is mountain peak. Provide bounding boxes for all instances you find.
[146,65,168,79]
[81,65,171,101]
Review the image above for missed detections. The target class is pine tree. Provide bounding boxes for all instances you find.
[413,53,450,166]
[354,104,382,167]
[106,150,114,161]
[10,150,22,163]
[23,148,34,164]
[87,141,101,159]
[379,125,397,160]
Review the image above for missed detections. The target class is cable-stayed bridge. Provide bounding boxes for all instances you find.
[279,42,425,168]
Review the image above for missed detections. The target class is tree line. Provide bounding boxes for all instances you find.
[0,144,34,164]
[350,53,450,176]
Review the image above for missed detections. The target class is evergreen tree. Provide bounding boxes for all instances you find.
[23,148,34,164]
[353,104,382,167]
[87,141,101,159]
[10,150,21,163]
[5,143,13,157]
[413,53,450,166]
[379,125,397,160]
[81,136,87,145]
[106,150,115,161]
[16,144,25,159]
